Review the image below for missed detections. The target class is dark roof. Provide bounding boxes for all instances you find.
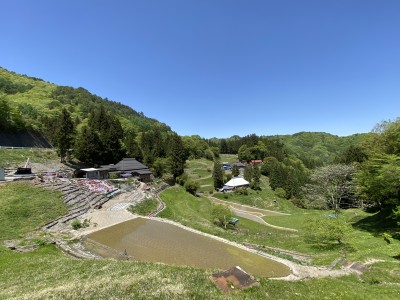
[231,162,246,168]
[115,158,148,171]
[100,158,151,173]
[133,169,152,175]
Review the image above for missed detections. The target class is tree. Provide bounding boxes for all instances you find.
[0,97,12,129]
[74,125,101,165]
[213,159,224,190]
[336,145,368,164]
[304,164,356,216]
[220,139,228,154]
[54,108,75,162]
[168,133,187,179]
[304,216,351,246]
[355,154,400,208]
[184,178,200,195]
[124,128,143,161]
[232,164,240,177]
[238,145,252,162]
[243,164,253,182]
[212,205,233,229]
[251,163,261,190]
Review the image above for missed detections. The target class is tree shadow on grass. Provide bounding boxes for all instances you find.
[351,207,398,237]
[308,242,356,254]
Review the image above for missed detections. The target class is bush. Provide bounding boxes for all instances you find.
[176,173,188,186]
[275,187,286,199]
[212,204,233,229]
[71,218,90,230]
[184,178,200,195]
[234,187,248,195]
[226,173,232,182]
[109,173,119,179]
[304,216,351,246]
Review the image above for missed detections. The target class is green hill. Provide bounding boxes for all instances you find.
[277,131,372,166]
[0,67,170,135]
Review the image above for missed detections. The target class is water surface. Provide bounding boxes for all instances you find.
[86,217,290,278]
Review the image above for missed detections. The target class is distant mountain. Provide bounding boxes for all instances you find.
[0,67,170,138]
[209,131,373,167]
[276,131,372,166]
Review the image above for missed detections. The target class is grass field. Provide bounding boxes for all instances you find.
[1,158,400,299]
[0,182,67,240]
[128,198,159,215]
[0,148,58,167]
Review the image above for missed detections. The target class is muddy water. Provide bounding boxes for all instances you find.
[86,217,290,278]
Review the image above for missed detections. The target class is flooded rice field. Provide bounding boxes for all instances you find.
[86,217,291,278]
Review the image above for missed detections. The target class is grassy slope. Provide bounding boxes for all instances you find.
[158,186,400,299]
[0,182,67,240]
[0,148,58,167]
[0,67,167,131]
[0,180,399,298]
[0,67,56,114]
[2,245,399,300]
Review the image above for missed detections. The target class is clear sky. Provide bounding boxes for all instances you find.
[1,0,400,138]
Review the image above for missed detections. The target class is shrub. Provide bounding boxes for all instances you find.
[71,219,82,230]
[184,178,200,195]
[383,232,393,244]
[275,187,286,199]
[71,218,90,230]
[234,187,248,195]
[109,173,119,179]
[176,173,188,186]
[304,216,351,246]
[212,204,233,229]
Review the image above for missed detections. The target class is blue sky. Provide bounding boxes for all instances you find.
[1,0,400,138]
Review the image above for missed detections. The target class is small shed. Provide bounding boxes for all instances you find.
[0,168,5,181]
[81,168,100,179]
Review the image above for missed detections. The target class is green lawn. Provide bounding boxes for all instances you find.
[128,198,159,215]
[0,182,67,240]
[1,181,400,299]
[0,148,58,167]
[1,244,399,299]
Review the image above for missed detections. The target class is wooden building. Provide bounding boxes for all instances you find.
[81,158,152,182]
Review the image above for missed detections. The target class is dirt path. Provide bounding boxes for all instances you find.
[209,196,297,232]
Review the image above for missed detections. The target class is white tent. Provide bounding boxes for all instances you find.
[223,177,249,189]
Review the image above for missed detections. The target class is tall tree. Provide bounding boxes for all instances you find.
[74,125,101,165]
[251,163,261,190]
[232,164,240,177]
[355,154,400,209]
[168,133,187,179]
[337,145,368,164]
[213,159,224,190]
[124,128,143,161]
[54,108,75,162]
[304,164,356,216]
[243,164,253,182]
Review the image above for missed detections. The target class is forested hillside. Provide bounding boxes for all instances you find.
[211,132,372,167]
[0,67,169,134]
[0,67,188,178]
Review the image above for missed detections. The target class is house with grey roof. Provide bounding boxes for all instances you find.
[81,158,152,181]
